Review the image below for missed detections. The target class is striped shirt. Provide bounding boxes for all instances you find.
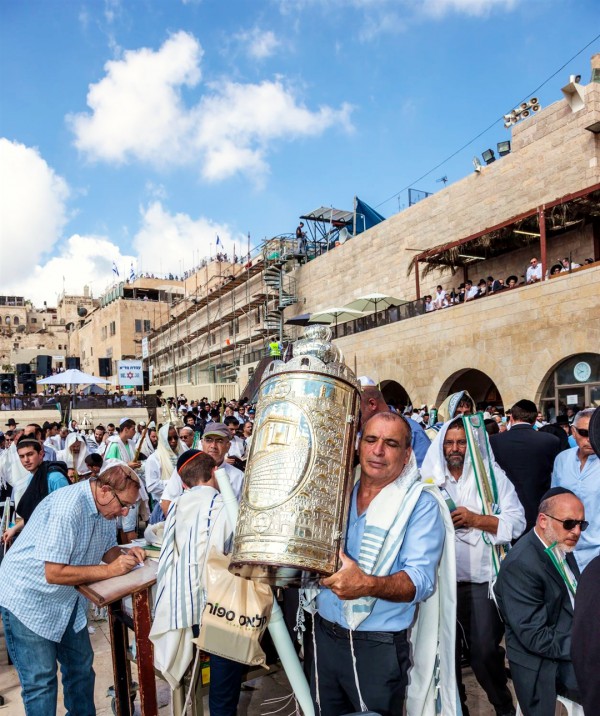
[0,481,117,641]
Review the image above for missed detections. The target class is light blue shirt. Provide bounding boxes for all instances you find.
[43,444,57,461]
[406,417,431,468]
[551,447,600,571]
[317,485,445,631]
[0,481,117,641]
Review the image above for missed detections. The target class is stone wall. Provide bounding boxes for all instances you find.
[331,265,600,409]
[289,82,600,312]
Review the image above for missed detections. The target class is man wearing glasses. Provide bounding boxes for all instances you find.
[551,407,599,571]
[495,487,584,714]
[160,423,244,516]
[0,459,146,716]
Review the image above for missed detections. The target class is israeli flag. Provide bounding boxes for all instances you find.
[129,263,135,281]
[112,261,119,277]
[216,236,222,247]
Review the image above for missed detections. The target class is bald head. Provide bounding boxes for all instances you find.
[360,387,388,428]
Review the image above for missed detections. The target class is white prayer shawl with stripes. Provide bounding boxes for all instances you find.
[149,486,233,688]
[305,453,458,715]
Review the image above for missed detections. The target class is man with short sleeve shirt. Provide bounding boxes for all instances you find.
[0,461,145,716]
[551,408,600,571]
[313,413,456,716]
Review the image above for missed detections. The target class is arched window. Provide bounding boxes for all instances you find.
[539,353,600,421]
[13,316,19,325]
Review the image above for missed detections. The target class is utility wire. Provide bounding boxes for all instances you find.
[375,32,600,210]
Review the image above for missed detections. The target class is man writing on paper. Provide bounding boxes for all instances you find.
[0,460,145,716]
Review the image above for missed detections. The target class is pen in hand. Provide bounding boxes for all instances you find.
[120,547,145,565]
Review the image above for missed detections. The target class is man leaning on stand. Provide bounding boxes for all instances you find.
[0,460,145,716]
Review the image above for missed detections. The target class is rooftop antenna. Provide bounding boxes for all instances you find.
[436,176,448,186]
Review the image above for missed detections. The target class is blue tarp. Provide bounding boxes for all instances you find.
[354,197,386,235]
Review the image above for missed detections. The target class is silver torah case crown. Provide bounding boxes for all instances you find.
[229,325,360,587]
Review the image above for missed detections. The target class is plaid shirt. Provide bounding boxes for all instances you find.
[0,481,117,641]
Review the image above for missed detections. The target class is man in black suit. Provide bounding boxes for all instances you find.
[491,400,561,531]
[494,488,584,716]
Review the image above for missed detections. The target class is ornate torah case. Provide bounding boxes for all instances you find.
[230,325,360,586]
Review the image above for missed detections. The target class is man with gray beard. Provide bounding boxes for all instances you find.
[494,488,584,715]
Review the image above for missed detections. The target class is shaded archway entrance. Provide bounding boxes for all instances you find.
[436,368,503,410]
[539,352,600,421]
[380,380,411,411]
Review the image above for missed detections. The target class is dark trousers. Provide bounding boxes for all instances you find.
[208,654,246,716]
[311,614,410,716]
[456,582,514,715]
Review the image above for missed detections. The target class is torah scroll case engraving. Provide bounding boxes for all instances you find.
[230,325,360,587]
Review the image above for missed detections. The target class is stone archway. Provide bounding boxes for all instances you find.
[436,368,503,410]
[538,352,600,421]
[380,379,412,411]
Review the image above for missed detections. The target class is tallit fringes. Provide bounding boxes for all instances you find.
[312,619,321,715]
[349,629,368,712]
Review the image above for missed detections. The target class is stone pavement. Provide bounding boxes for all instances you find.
[0,615,518,715]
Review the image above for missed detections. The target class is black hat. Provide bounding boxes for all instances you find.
[506,275,518,284]
[555,415,569,426]
[5,418,18,427]
[589,406,600,457]
[539,487,576,507]
[177,449,203,472]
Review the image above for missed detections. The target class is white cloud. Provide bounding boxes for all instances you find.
[68,31,352,182]
[10,234,136,306]
[278,0,518,37]
[68,31,202,165]
[235,27,281,59]
[132,201,240,274]
[194,79,353,182]
[420,0,517,17]
[0,139,70,286]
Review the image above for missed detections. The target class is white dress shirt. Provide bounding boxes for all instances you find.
[440,462,525,583]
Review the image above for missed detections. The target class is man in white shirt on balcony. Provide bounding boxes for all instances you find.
[526,257,542,283]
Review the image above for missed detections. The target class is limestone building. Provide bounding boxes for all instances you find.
[71,277,184,379]
[270,61,600,419]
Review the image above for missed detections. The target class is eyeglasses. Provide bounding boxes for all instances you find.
[543,514,588,531]
[572,427,589,438]
[111,489,137,511]
[203,436,227,445]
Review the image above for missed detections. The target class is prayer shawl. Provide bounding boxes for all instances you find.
[58,432,91,476]
[156,423,185,479]
[150,486,233,688]
[139,431,156,459]
[425,390,474,441]
[421,414,510,582]
[104,435,134,463]
[1,444,30,506]
[304,454,458,716]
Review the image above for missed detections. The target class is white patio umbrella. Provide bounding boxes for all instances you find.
[37,369,112,386]
[307,306,365,328]
[345,292,407,314]
[37,370,113,425]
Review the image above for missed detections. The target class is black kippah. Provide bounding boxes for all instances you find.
[177,449,203,472]
[539,487,575,505]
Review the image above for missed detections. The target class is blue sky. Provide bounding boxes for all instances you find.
[1,0,599,305]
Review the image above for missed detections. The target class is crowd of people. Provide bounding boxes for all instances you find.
[0,388,597,716]
[422,255,596,311]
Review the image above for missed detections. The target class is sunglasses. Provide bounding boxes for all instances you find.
[573,427,589,438]
[544,513,588,531]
